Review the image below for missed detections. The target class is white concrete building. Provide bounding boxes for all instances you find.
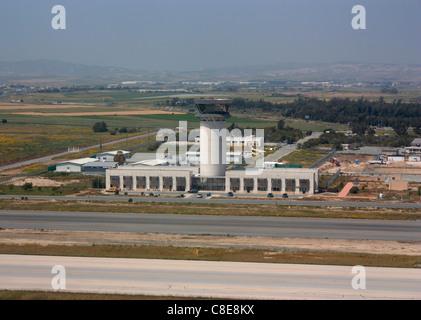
[408,156,421,162]
[107,166,198,192]
[183,151,243,166]
[105,165,318,194]
[226,167,318,195]
[56,158,98,173]
[96,150,131,162]
[387,156,405,162]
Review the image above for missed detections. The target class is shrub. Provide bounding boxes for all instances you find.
[93,121,108,132]
[350,186,359,194]
[22,182,33,190]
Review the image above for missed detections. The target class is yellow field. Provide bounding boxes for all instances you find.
[10,110,184,116]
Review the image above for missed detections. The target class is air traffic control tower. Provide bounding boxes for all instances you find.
[195,98,232,177]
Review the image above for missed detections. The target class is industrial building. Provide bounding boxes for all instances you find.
[105,99,319,195]
[96,150,131,162]
[56,158,98,173]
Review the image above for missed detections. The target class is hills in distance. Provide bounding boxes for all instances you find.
[0,59,420,84]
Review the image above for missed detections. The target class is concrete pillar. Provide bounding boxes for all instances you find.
[240,178,244,193]
[159,176,163,192]
[146,175,150,191]
[253,177,258,193]
[225,176,230,192]
[268,178,272,192]
[186,174,191,192]
[309,174,315,195]
[281,179,286,193]
[105,174,110,189]
[295,179,300,195]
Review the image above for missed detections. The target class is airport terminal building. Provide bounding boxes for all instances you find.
[105,99,319,195]
[106,165,318,194]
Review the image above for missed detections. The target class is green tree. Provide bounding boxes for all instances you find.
[93,121,108,132]
[22,182,33,191]
[277,119,285,130]
[113,151,126,165]
[390,119,408,136]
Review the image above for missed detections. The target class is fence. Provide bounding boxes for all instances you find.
[325,168,341,189]
[310,150,336,169]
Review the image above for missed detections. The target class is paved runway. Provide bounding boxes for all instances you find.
[1,210,420,241]
[0,255,420,300]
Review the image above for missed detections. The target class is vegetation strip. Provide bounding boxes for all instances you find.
[0,290,194,300]
[0,199,420,220]
[0,243,419,268]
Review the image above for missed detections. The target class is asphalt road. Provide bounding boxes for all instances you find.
[1,210,420,241]
[1,194,421,209]
[1,254,420,300]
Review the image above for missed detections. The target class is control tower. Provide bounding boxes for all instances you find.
[195,98,232,177]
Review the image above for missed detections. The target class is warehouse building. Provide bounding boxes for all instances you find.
[56,158,98,173]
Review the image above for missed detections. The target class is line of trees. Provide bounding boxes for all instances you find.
[231,97,421,135]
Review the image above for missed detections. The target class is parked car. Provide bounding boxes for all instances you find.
[282,193,288,198]
[227,192,234,197]
[196,193,203,198]
[188,189,198,193]
[267,193,274,198]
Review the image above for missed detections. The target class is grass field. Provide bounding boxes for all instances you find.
[278,149,329,167]
[0,121,150,166]
[0,243,419,268]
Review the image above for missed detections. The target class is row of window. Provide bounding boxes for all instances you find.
[229,178,310,192]
[109,176,311,192]
[110,176,187,191]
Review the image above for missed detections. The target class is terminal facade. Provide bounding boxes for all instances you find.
[106,165,318,195]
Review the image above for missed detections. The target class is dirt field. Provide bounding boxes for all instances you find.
[0,102,184,116]
[320,154,421,175]
[5,177,80,187]
[0,229,419,256]
[0,103,93,110]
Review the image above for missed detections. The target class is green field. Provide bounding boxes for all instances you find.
[278,149,329,167]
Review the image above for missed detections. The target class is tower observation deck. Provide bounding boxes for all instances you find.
[195,98,232,177]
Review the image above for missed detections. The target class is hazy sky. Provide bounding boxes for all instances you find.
[1,0,420,71]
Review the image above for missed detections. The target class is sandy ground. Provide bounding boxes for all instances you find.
[320,154,421,175]
[5,177,79,187]
[0,229,419,256]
